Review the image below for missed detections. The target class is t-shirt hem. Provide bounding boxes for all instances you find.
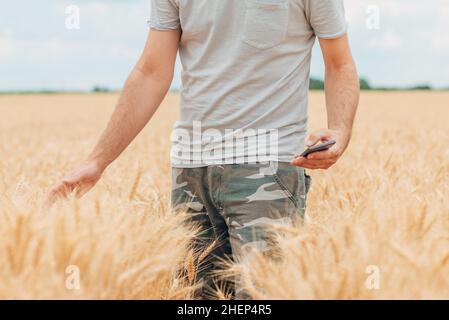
[170,156,299,168]
[315,24,348,39]
[147,20,180,31]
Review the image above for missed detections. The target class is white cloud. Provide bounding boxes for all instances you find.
[0,36,15,61]
[368,31,402,50]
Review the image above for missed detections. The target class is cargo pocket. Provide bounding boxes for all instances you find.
[242,0,290,50]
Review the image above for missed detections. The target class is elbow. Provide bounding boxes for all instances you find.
[325,59,357,75]
[134,63,174,88]
[326,60,359,87]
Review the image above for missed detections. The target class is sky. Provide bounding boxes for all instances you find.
[1,0,448,91]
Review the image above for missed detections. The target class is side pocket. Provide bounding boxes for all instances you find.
[272,172,298,208]
[268,162,304,213]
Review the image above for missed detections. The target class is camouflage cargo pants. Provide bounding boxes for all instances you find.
[171,161,311,299]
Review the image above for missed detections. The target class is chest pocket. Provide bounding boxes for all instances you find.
[242,0,290,50]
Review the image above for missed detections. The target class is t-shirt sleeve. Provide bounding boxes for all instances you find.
[148,0,180,30]
[307,0,347,39]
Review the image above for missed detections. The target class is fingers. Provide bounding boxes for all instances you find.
[44,190,58,208]
[306,148,339,160]
[45,162,103,206]
[45,179,78,206]
[45,185,63,207]
[292,157,336,167]
[291,156,337,170]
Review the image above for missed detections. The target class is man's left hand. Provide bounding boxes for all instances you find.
[291,129,350,170]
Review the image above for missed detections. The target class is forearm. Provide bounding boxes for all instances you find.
[87,68,172,170]
[324,61,360,146]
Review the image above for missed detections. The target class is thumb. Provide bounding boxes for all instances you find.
[305,130,329,147]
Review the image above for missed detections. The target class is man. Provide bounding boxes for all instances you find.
[48,0,359,299]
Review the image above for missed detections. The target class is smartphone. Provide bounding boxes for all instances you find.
[299,140,336,158]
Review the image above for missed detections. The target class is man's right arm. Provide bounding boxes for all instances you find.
[47,28,180,203]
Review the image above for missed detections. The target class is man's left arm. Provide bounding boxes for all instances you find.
[292,34,360,169]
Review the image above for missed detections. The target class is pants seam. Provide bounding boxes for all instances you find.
[272,173,299,209]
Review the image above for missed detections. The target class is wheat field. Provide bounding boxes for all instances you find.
[0,91,448,299]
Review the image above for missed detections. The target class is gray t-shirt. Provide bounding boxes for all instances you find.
[148,0,347,167]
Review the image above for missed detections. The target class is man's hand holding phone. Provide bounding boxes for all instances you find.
[291,129,350,170]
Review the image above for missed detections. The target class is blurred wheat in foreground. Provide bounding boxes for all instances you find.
[0,92,448,299]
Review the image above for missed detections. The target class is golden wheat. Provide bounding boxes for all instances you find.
[0,91,448,299]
